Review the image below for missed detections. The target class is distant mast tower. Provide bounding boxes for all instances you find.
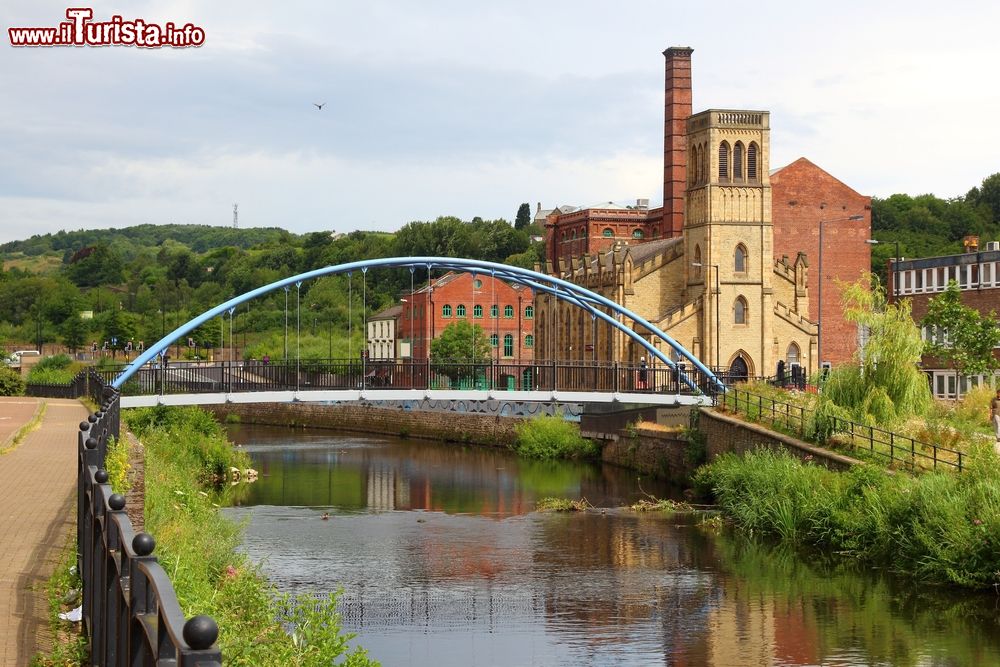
[233,203,238,229]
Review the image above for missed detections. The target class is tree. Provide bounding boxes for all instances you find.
[515,203,532,230]
[922,281,1000,395]
[819,274,932,427]
[61,314,89,353]
[430,321,491,384]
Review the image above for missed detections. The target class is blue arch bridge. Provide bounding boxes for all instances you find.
[107,258,726,409]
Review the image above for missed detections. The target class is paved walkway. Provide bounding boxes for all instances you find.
[0,397,88,667]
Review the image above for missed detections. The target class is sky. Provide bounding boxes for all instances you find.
[2,0,999,244]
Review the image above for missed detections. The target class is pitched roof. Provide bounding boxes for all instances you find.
[370,304,402,320]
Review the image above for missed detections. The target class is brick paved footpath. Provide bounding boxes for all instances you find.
[0,397,88,667]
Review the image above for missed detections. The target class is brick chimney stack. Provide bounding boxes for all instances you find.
[663,47,693,237]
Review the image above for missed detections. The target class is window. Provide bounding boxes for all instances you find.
[525,334,534,348]
[473,304,483,318]
[490,334,499,347]
[602,228,613,238]
[473,279,482,289]
[503,334,514,357]
[787,342,800,366]
[747,142,759,181]
[504,305,514,318]
[734,244,748,273]
[442,304,452,318]
[718,141,730,181]
[632,229,645,239]
[693,244,702,277]
[734,296,748,325]
[524,305,534,319]
[456,304,466,317]
[733,142,744,181]
[490,304,498,318]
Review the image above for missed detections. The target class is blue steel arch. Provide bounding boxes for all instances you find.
[112,257,724,393]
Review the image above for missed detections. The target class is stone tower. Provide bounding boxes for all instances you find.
[683,110,773,374]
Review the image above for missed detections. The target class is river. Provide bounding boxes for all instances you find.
[223,424,1000,667]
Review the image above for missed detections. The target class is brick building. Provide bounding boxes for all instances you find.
[398,272,534,362]
[889,239,1000,398]
[539,48,871,370]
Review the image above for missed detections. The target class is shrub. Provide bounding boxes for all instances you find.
[514,416,599,460]
[0,366,25,396]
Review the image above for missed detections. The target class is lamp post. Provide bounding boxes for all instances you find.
[692,262,720,371]
[865,238,900,301]
[818,214,865,369]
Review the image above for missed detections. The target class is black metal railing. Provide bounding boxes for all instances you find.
[718,385,964,473]
[78,370,222,665]
[99,357,728,398]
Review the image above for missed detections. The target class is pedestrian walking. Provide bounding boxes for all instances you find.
[992,388,1000,454]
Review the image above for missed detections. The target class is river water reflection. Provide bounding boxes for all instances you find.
[224,425,1000,667]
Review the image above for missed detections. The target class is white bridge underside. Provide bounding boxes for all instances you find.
[120,389,712,409]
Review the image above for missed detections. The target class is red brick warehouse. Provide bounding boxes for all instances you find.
[398,272,535,362]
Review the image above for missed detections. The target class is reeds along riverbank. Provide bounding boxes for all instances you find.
[694,446,1000,589]
[126,405,380,666]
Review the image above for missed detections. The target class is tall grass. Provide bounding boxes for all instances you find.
[126,406,379,665]
[514,416,600,460]
[695,447,1000,589]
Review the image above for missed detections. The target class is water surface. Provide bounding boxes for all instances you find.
[225,424,1000,667]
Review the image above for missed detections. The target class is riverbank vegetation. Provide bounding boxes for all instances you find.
[536,497,591,511]
[126,406,379,665]
[514,415,599,460]
[695,447,1000,589]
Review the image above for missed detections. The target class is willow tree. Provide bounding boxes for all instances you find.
[819,273,931,427]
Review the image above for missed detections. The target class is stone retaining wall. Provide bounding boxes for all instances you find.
[207,401,522,448]
[597,426,695,483]
[698,407,860,471]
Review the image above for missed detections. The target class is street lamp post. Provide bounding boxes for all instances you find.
[692,262,720,371]
[865,238,900,301]
[818,214,865,369]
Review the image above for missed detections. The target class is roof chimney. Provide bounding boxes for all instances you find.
[663,46,693,239]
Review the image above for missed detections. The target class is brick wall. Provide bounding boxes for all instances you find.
[207,402,522,448]
[771,158,871,367]
[698,407,860,471]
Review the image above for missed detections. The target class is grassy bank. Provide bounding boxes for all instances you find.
[126,405,379,666]
[694,447,1000,589]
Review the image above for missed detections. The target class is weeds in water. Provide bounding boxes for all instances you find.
[536,497,592,512]
[515,416,600,460]
[629,498,692,512]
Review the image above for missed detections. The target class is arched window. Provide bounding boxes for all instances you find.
[734,244,748,273]
[602,228,613,238]
[632,229,645,239]
[503,334,514,357]
[689,145,699,186]
[442,304,452,318]
[571,229,577,239]
[504,305,514,318]
[734,296,748,325]
[747,142,759,181]
[718,141,730,181]
[456,304,466,317]
[525,334,534,348]
[693,244,702,277]
[490,333,499,347]
[524,305,534,319]
[490,304,498,318]
[787,342,800,366]
[733,142,744,181]
[473,304,483,318]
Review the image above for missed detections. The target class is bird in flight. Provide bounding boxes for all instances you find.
[313,102,326,110]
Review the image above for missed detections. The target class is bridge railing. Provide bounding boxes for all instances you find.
[102,358,724,397]
[719,385,964,473]
[78,371,223,665]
